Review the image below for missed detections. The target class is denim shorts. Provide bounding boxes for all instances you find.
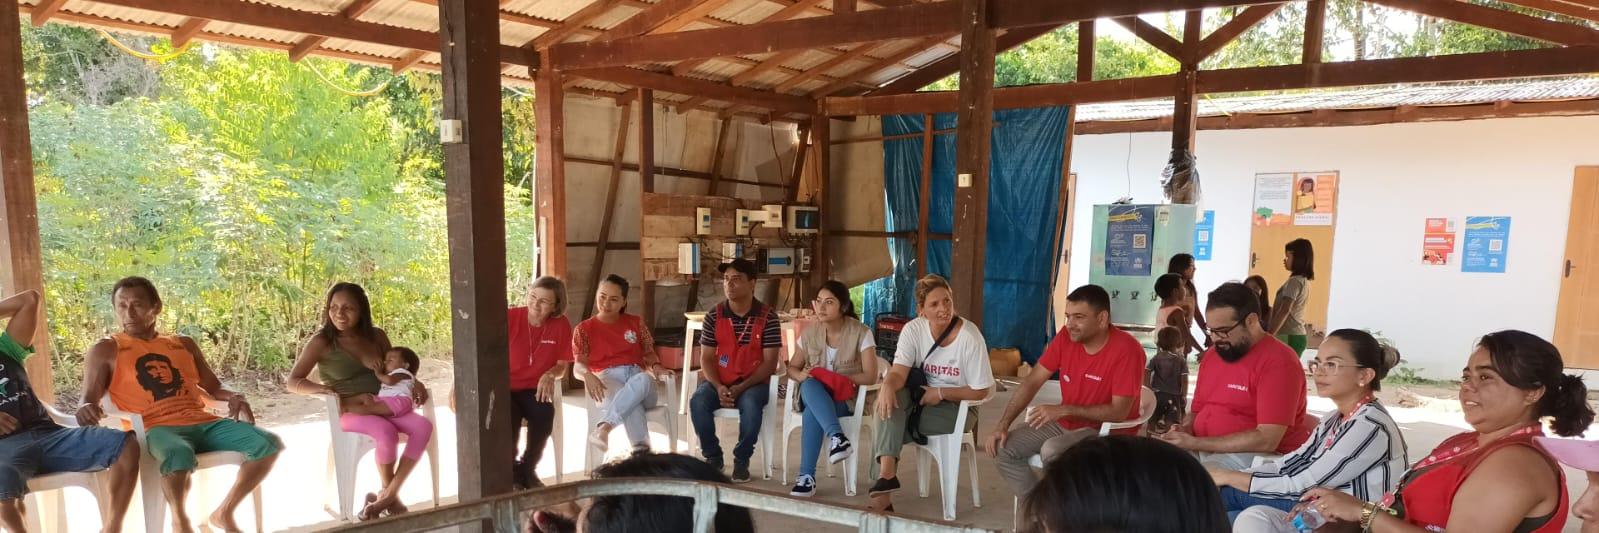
[0,425,131,500]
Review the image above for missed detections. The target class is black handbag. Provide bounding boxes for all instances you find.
[905,317,961,446]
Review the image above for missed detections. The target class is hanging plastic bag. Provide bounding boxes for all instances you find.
[1162,149,1202,205]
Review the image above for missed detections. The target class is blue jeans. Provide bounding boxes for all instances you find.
[1221,486,1299,523]
[797,379,851,477]
[0,425,131,500]
[690,381,769,463]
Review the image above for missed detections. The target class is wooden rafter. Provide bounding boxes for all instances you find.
[823,45,1599,115]
[29,0,69,26]
[572,67,815,115]
[1305,0,1326,63]
[868,24,1062,95]
[670,0,829,76]
[75,0,537,68]
[599,0,732,41]
[392,50,429,73]
[1078,20,1095,81]
[1193,4,1284,62]
[289,0,382,62]
[585,101,633,318]
[1366,0,1599,45]
[1112,16,1185,59]
[548,0,1283,70]
[531,0,629,48]
[809,36,952,96]
[1499,0,1599,23]
[1077,99,1599,134]
[171,18,210,47]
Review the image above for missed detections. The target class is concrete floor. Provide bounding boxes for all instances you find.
[31,379,1596,532]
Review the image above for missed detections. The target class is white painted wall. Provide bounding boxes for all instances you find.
[1067,116,1599,379]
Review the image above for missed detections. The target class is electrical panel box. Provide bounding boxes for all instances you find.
[798,248,811,273]
[678,243,701,275]
[786,206,820,235]
[735,209,754,236]
[695,207,712,236]
[762,204,784,229]
[764,247,796,275]
[721,242,742,261]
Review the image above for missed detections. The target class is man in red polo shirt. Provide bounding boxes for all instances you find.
[1158,282,1314,470]
[985,284,1147,495]
[690,259,782,483]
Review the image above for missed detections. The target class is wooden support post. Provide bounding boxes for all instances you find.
[1048,107,1077,318]
[1172,10,1202,153]
[951,0,993,324]
[917,113,932,279]
[705,118,731,196]
[535,64,567,280]
[808,116,832,294]
[1304,0,1326,64]
[638,89,656,326]
[1077,20,1095,82]
[437,0,512,504]
[586,103,633,318]
[836,0,858,13]
[0,4,53,402]
[784,122,812,204]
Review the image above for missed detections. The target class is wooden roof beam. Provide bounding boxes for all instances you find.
[809,35,951,96]
[1193,4,1284,62]
[392,50,429,73]
[1111,16,1184,59]
[288,0,382,62]
[822,45,1599,115]
[670,0,829,76]
[1498,0,1599,23]
[598,0,736,41]
[30,0,70,26]
[867,24,1062,95]
[1365,0,1599,46]
[171,17,210,47]
[572,67,816,114]
[549,0,1284,69]
[83,0,537,68]
[530,0,630,48]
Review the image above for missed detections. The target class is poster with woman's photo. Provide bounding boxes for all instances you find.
[1293,173,1339,226]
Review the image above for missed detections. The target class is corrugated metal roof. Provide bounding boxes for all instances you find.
[1075,78,1599,122]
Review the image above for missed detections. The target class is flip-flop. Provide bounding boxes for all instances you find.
[357,493,381,521]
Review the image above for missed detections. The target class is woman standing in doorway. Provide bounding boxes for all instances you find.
[506,276,574,489]
[1167,254,1208,336]
[288,282,433,520]
[1269,239,1314,356]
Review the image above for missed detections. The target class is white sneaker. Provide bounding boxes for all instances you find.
[828,434,853,464]
[790,474,816,497]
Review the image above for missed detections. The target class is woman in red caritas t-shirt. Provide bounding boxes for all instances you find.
[505,276,574,490]
[574,274,666,455]
[1302,330,1594,533]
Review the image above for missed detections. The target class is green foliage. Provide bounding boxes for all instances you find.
[23,29,537,390]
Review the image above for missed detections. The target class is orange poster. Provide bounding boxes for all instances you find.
[1422,217,1456,266]
[1293,173,1338,226]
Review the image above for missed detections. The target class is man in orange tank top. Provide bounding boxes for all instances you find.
[0,289,141,532]
[75,277,282,533]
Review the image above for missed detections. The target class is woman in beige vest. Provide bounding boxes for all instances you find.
[785,280,879,497]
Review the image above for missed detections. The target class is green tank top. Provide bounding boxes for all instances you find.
[318,344,381,398]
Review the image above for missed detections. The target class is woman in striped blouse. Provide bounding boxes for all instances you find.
[1206,329,1410,528]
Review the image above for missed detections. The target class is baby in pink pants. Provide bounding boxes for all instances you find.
[348,347,420,417]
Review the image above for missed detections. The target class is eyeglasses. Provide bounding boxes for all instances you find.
[1205,321,1243,338]
[1307,360,1370,375]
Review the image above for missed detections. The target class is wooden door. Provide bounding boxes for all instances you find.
[1555,167,1599,369]
[1249,173,1338,332]
[1051,173,1078,328]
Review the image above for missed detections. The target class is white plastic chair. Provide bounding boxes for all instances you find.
[322,395,441,521]
[686,374,779,480]
[546,376,566,484]
[23,406,114,533]
[1011,385,1158,529]
[910,390,995,521]
[580,369,679,472]
[100,398,264,533]
[780,375,879,495]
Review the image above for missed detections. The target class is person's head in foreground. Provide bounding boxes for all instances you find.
[1462,330,1592,438]
[528,452,755,533]
[1020,435,1227,533]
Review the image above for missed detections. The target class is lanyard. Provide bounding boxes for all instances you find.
[1323,396,1376,451]
[1379,423,1543,507]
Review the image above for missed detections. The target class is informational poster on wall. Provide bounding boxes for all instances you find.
[1462,216,1512,273]
[1254,172,1340,226]
[1105,205,1157,276]
[1421,218,1456,266]
[1193,210,1215,261]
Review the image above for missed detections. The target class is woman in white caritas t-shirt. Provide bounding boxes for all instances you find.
[864,274,995,512]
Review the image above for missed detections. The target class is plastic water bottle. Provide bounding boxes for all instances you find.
[1292,507,1327,532]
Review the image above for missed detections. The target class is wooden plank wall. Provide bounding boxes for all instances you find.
[640,192,791,282]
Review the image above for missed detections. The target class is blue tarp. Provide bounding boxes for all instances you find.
[862,107,1071,362]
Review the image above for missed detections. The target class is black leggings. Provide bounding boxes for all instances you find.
[511,389,556,482]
